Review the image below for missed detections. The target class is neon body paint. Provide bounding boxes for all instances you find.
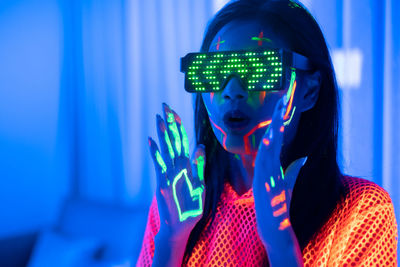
[172,169,204,222]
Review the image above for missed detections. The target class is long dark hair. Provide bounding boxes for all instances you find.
[183,0,345,264]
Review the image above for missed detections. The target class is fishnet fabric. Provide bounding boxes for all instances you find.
[137,176,398,266]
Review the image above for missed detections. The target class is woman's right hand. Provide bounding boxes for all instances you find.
[148,103,206,243]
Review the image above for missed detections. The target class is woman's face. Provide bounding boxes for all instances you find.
[202,19,300,155]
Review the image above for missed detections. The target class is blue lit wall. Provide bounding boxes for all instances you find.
[0,0,69,237]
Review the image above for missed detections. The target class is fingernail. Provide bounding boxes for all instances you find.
[157,115,166,131]
[302,156,308,166]
[283,95,289,106]
[163,102,172,113]
[172,110,182,124]
[281,105,286,119]
[163,106,175,124]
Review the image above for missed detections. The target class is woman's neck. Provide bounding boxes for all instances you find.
[228,153,256,196]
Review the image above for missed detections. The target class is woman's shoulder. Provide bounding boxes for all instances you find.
[340,175,394,209]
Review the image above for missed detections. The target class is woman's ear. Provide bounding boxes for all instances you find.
[300,70,321,112]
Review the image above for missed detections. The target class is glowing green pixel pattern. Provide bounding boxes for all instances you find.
[172,169,204,222]
[181,49,284,92]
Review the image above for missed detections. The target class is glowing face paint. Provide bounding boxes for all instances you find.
[214,36,225,51]
[167,112,182,156]
[172,169,204,222]
[251,135,256,148]
[280,166,285,180]
[263,138,270,146]
[243,120,272,154]
[259,91,266,104]
[155,150,167,174]
[283,106,296,126]
[289,0,301,9]
[209,118,228,150]
[251,31,272,46]
[196,155,205,182]
[180,124,189,158]
[283,71,297,120]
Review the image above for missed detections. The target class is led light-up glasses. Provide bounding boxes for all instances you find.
[180,48,312,93]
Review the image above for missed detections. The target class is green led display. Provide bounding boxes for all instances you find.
[181,49,285,93]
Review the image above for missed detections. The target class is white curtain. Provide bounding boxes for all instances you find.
[125,0,214,205]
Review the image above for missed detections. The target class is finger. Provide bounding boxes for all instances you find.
[163,103,182,158]
[284,156,308,192]
[171,109,190,158]
[148,137,169,188]
[191,145,206,187]
[270,96,287,150]
[156,114,175,168]
[258,96,287,169]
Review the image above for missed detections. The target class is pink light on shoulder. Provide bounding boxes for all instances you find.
[243,120,272,154]
[210,92,214,104]
[209,118,227,150]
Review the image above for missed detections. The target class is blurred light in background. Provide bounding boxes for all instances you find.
[332,49,363,89]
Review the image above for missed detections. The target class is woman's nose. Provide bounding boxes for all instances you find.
[221,77,248,100]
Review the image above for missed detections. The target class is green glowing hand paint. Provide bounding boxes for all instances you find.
[196,155,205,182]
[180,124,190,158]
[270,176,276,188]
[167,112,182,156]
[164,130,175,160]
[172,169,204,222]
[155,150,167,174]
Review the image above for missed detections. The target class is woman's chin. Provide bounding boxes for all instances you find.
[220,138,258,155]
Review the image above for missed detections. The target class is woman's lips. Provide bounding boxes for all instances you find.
[223,110,251,131]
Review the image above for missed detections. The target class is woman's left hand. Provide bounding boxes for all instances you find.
[252,96,307,264]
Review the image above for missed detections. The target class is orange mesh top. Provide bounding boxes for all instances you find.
[136,176,398,266]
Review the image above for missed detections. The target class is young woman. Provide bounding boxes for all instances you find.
[137,0,398,266]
